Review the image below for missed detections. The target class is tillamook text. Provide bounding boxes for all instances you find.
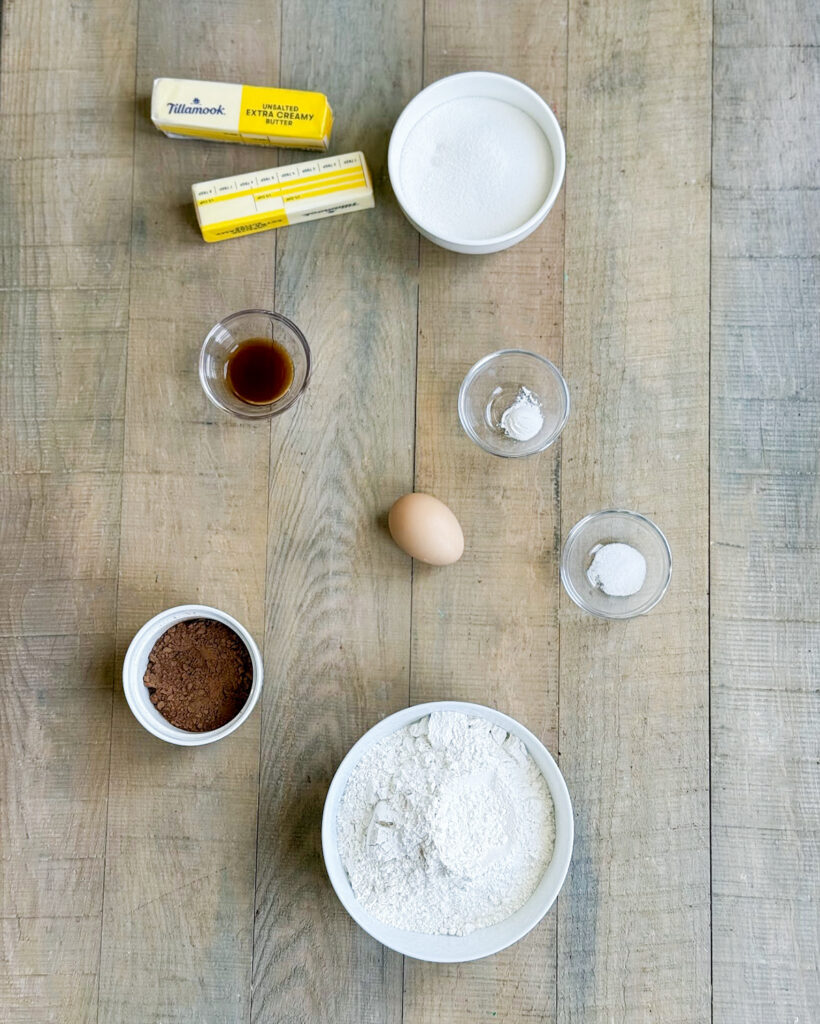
[151,78,333,150]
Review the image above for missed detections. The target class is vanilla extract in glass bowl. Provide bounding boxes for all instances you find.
[199,309,310,420]
[226,338,294,405]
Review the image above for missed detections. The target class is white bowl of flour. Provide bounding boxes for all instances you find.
[388,72,565,254]
[322,701,573,962]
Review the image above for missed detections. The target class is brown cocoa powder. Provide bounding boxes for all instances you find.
[143,618,253,732]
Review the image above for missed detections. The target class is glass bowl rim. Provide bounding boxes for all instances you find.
[457,348,570,458]
[560,508,672,619]
[198,308,311,421]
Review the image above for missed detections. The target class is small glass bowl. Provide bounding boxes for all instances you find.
[560,510,672,619]
[458,349,570,457]
[199,309,310,420]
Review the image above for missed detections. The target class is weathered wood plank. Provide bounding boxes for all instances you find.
[4,1,819,1020]
[97,4,277,1021]
[557,0,712,1021]
[249,2,421,1022]
[711,1,820,1018]
[403,2,567,1021]
[0,0,135,1019]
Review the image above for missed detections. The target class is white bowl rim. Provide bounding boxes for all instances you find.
[321,699,574,962]
[387,71,567,249]
[122,603,264,746]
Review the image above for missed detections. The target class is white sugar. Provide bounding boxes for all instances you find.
[399,96,553,241]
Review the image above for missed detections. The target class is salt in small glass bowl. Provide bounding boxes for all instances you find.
[458,349,570,457]
[199,309,310,421]
[560,509,672,619]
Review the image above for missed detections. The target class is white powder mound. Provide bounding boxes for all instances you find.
[336,711,555,936]
[500,387,544,441]
[586,542,647,597]
[399,97,553,241]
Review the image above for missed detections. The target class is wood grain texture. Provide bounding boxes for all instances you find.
[403,2,567,1021]
[710,0,820,1019]
[4,1,820,1021]
[249,2,421,1022]
[557,0,712,1022]
[97,3,277,1021]
[0,0,135,1020]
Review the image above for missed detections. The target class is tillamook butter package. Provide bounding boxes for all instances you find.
[192,151,374,242]
[151,77,333,150]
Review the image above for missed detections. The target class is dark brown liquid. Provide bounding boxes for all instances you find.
[225,338,294,405]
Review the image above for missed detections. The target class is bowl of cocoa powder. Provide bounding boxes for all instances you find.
[122,605,263,745]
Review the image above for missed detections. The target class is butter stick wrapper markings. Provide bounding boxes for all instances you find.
[151,77,333,150]
[192,151,375,243]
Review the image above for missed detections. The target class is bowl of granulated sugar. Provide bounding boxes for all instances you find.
[388,72,565,254]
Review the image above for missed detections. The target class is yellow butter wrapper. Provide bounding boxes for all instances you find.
[151,77,332,150]
[192,151,374,242]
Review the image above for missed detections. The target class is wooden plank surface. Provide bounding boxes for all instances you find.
[557,0,712,1021]
[710,0,820,1019]
[249,2,421,1022]
[0,0,135,1020]
[403,2,567,1022]
[96,3,276,1021]
[2,0,819,1021]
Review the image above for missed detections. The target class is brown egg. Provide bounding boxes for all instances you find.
[388,493,464,566]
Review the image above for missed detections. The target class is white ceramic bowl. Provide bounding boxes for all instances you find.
[321,700,573,962]
[388,72,566,254]
[122,604,263,746]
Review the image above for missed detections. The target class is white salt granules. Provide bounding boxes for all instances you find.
[399,96,553,240]
[336,711,555,936]
[586,542,647,597]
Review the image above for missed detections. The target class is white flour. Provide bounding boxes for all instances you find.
[336,711,555,935]
[399,97,553,240]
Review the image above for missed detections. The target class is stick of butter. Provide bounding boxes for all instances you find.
[151,77,333,150]
[192,151,375,242]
